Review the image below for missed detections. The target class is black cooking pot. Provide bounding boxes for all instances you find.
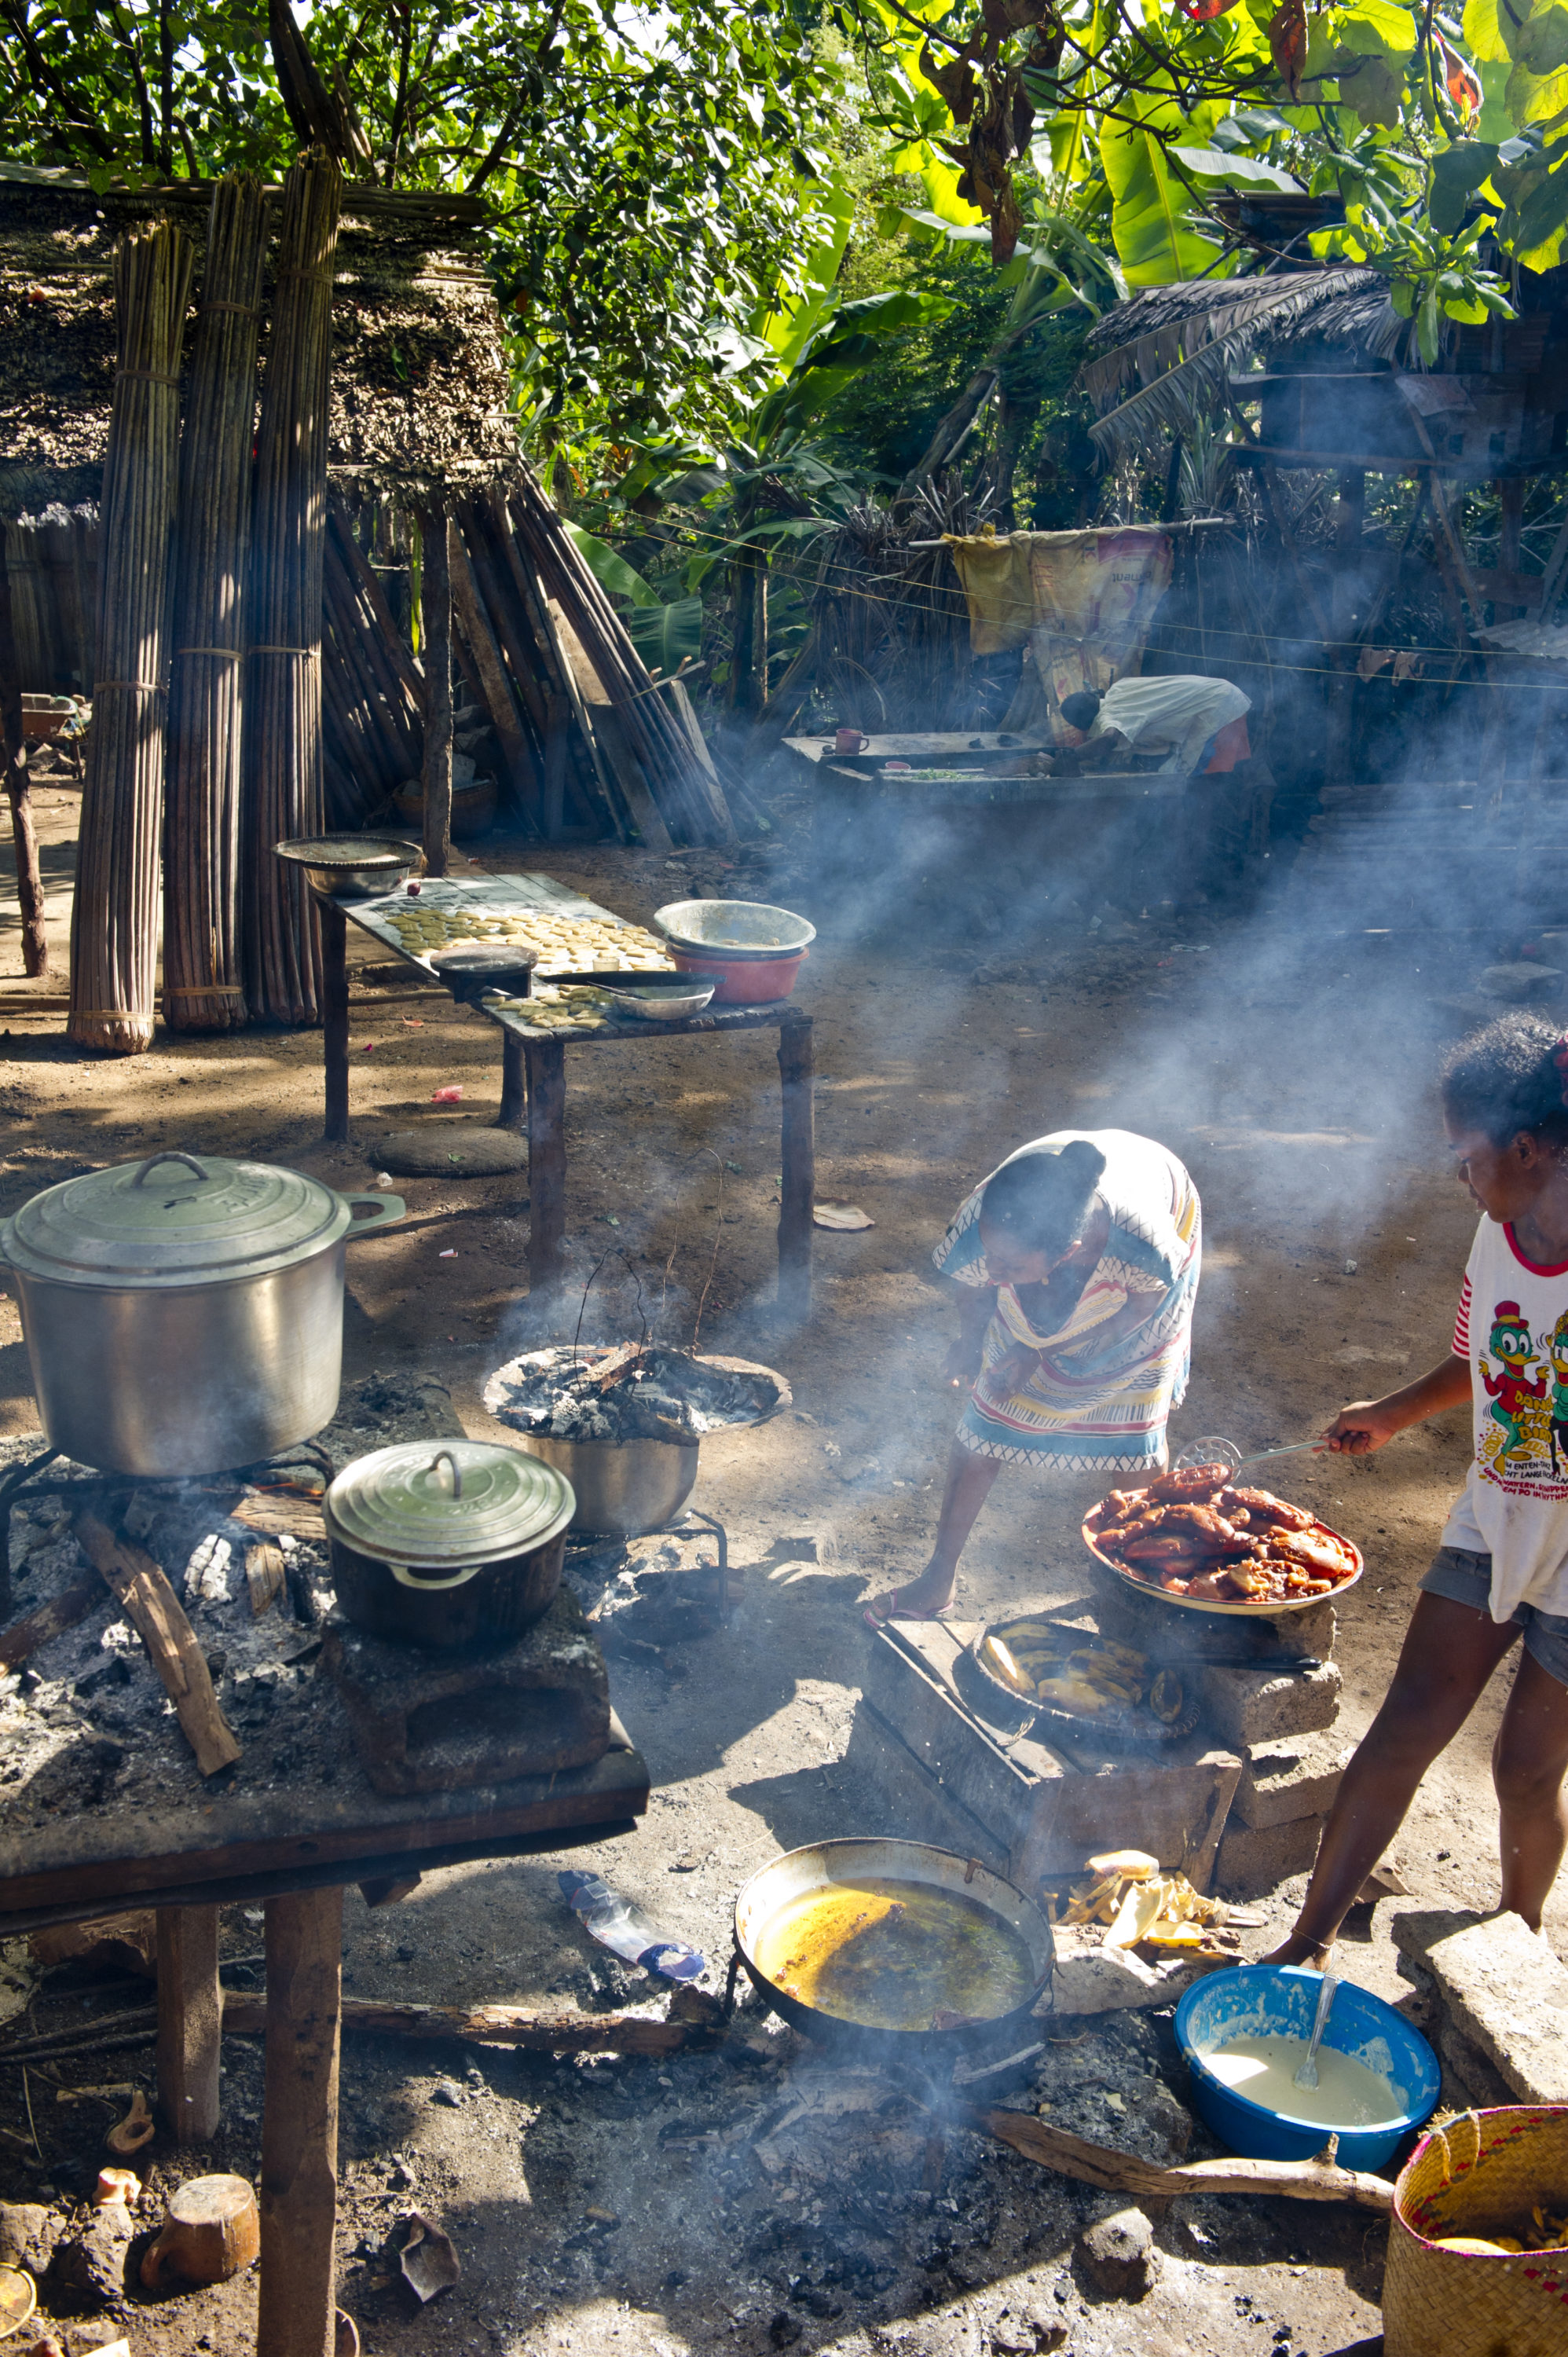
[324,1441,576,1649]
[429,944,540,1004]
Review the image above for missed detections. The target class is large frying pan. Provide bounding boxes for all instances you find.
[734,1838,1054,2058]
[1082,1509,1364,1617]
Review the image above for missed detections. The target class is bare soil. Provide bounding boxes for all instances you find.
[0,780,1556,2357]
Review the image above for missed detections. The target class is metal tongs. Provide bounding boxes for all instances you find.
[1175,1434,1326,1479]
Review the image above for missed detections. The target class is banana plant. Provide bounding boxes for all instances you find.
[562,523,704,682]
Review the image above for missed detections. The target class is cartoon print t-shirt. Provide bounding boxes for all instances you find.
[1442,1213,1568,1620]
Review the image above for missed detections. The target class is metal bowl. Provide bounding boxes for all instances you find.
[735,1838,1055,2058]
[654,898,816,959]
[600,977,716,1021]
[512,1431,698,1535]
[274,834,425,900]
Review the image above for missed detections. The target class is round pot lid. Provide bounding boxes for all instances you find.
[324,1440,575,1567]
[0,1149,351,1289]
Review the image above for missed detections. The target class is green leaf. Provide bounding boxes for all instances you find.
[1101,100,1218,284]
[1515,0,1568,73]
[1465,0,1512,62]
[563,522,661,608]
[1171,145,1305,189]
[1333,0,1418,59]
[625,597,703,677]
[1507,57,1568,117]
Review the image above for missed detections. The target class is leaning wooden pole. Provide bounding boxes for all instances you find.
[163,175,268,1033]
[419,500,452,878]
[0,537,47,977]
[68,222,193,1053]
[242,152,341,1026]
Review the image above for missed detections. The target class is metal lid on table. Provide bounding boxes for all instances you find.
[324,1440,575,1567]
[0,1149,351,1288]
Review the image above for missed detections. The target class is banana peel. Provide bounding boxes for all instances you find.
[1105,1879,1166,1949]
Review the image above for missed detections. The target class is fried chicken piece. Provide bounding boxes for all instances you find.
[1221,1486,1314,1532]
[1117,1531,1207,1571]
[1147,1464,1231,1503]
[1272,1530,1355,1581]
[1160,1502,1246,1546]
[1098,1490,1147,1527]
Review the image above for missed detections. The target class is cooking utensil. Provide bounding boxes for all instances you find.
[734,1838,1054,2058]
[533,973,716,1020]
[1295,1964,1341,2091]
[273,834,424,900]
[1081,1511,1363,1617]
[653,899,815,959]
[965,1616,1200,1747]
[324,1440,574,1648]
[1176,1434,1324,1478]
[429,944,539,1003]
[0,1151,404,1475]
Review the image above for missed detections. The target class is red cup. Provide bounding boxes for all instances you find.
[668,947,808,1004]
[833,728,864,756]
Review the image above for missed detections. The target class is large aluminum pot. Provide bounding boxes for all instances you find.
[0,1149,405,1475]
[513,1431,698,1538]
[324,1441,574,1649]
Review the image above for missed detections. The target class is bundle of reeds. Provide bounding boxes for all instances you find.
[320,504,424,823]
[68,221,193,1055]
[242,151,342,1026]
[163,177,269,1034]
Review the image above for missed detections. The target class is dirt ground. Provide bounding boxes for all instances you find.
[1,772,1560,2357]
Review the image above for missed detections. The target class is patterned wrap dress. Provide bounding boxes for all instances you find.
[932,1128,1202,1474]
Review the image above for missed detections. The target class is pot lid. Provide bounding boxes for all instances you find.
[324,1440,575,1567]
[0,1149,351,1288]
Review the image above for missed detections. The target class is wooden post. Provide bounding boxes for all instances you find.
[419,504,452,880]
[498,1028,526,1132]
[1324,467,1364,786]
[543,693,567,840]
[258,1885,343,2357]
[777,1013,814,1321]
[525,1037,566,1307]
[0,541,46,977]
[319,898,349,1144]
[156,1904,222,2143]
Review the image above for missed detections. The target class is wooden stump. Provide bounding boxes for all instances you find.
[156,1904,222,2143]
[141,2172,260,2288]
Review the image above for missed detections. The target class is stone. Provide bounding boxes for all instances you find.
[0,2202,54,2275]
[1477,962,1563,1004]
[49,2209,134,2306]
[1393,1907,1568,2103]
[373,1124,528,1177]
[1438,2016,1515,2109]
[431,2080,463,2109]
[1197,1659,1342,1746]
[1078,2205,1161,2299]
[1050,1933,1211,2016]
[991,2313,1068,2354]
[1233,1731,1353,1829]
[1215,1813,1322,1897]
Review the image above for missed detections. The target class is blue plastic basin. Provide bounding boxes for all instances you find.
[1174,1965,1440,2172]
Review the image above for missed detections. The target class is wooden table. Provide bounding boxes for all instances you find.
[315,871,814,1318]
[0,1701,649,2357]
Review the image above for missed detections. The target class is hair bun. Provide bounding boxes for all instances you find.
[1058,1138,1108,1185]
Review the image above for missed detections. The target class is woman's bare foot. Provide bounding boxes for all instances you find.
[1259,1933,1334,1970]
[863,1561,958,1625]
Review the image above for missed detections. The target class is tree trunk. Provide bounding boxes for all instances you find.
[0,541,46,977]
[902,364,1000,495]
[729,538,768,720]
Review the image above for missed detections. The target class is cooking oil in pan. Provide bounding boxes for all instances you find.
[754,1877,1035,2031]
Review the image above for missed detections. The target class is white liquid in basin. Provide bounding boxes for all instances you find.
[1201,2034,1399,2127]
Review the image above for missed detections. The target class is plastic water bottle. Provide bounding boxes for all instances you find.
[558,1870,706,1983]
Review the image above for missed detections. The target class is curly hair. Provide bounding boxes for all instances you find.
[1439,1012,1568,1146]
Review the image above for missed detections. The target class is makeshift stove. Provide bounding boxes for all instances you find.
[862,1560,1350,1901]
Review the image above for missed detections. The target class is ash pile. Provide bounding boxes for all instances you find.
[485,1343,783,1444]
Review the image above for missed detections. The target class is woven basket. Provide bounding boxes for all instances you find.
[1383,2106,1568,2357]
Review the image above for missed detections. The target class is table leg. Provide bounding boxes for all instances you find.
[258,1886,343,2357]
[320,900,350,1146]
[777,1014,814,1320]
[525,1038,566,1307]
[156,1904,222,2143]
[498,1028,526,1132]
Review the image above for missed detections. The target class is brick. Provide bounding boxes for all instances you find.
[1232,1730,1353,1828]
[1198,1658,1342,1746]
[1394,1907,1568,2104]
[1215,1812,1322,1897]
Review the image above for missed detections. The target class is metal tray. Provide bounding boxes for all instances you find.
[965,1615,1201,1748]
[1081,1511,1363,1616]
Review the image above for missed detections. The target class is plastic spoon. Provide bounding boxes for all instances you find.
[1294,1967,1341,2092]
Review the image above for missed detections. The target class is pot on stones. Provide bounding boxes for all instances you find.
[324,1440,576,1648]
[0,1149,405,1476]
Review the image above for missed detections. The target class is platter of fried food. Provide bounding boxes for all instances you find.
[1048,1849,1261,1959]
[379,902,676,973]
[1083,1462,1362,1615]
[969,1616,1198,1744]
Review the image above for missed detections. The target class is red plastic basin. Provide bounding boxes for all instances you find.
[668,946,808,1004]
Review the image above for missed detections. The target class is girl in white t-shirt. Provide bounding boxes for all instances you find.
[1269,1012,1568,1968]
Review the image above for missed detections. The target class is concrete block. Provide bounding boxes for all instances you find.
[1050,1929,1212,2016]
[1214,1812,1322,1897]
[1394,1907,1568,2105]
[1198,1658,1342,1746]
[1090,1574,1336,1664]
[1233,1729,1353,1829]
[1438,2016,1515,2110]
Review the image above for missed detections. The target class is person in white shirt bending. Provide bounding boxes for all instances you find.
[1056,676,1251,776]
[1268,1013,1568,1967]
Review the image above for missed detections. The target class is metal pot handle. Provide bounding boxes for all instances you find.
[387,1559,482,1593]
[340,1191,405,1233]
[428,1447,462,1499]
[130,1150,210,1187]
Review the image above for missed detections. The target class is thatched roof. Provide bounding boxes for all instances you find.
[0,168,520,522]
[1082,267,1407,460]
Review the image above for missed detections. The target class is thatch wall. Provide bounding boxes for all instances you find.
[0,170,519,522]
